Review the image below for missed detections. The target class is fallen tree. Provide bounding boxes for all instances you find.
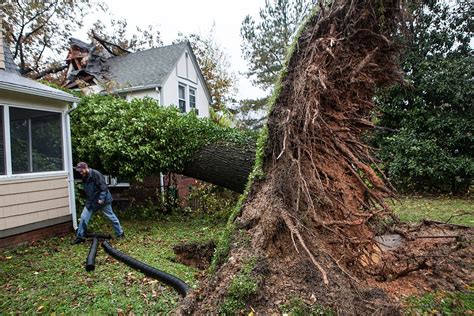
[71,95,256,193]
[175,0,472,314]
[72,1,473,312]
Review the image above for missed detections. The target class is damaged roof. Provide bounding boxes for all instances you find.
[0,24,78,103]
[64,39,211,101]
[106,41,188,90]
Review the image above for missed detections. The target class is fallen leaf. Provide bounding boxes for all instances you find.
[37,305,44,312]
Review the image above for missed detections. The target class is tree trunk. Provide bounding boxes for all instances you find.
[178,0,409,314]
[182,142,255,193]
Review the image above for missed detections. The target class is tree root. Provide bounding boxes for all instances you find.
[280,210,329,285]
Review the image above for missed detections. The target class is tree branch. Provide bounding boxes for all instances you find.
[91,31,131,56]
[32,63,68,79]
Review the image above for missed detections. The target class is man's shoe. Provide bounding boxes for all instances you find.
[70,237,86,245]
[117,232,125,239]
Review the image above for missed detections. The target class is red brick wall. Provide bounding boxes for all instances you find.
[0,222,74,249]
[163,174,198,201]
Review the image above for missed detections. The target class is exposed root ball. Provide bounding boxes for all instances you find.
[178,1,472,314]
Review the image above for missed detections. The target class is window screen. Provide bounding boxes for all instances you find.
[10,107,63,174]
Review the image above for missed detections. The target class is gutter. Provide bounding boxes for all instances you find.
[111,83,162,94]
[0,82,80,103]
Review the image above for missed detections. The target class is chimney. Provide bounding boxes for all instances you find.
[0,12,5,70]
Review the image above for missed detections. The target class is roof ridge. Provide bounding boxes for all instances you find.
[108,41,187,60]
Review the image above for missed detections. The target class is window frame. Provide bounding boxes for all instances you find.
[0,103,67,180]
[189,87,196,109]
[178,83,187,113]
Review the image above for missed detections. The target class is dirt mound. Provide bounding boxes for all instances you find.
[177,0,472,314]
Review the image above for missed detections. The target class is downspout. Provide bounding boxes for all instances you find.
[156,86,166,202]
[66,102,78,230]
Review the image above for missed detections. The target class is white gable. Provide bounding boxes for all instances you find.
[161,47,210,118]
[117,44,211,118]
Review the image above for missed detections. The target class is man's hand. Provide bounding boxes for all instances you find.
[98,199,104,205]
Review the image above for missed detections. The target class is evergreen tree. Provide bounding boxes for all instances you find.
[374,0,473,194]
[240,0,312,89]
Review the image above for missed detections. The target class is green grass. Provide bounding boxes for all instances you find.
[0,215,224,314]
[404,289,474,315]
[390,196,473,227]
[1,196,472,313]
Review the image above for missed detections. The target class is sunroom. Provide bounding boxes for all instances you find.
[0,40,79,247]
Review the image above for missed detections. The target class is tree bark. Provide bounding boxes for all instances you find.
[182,142,256,193]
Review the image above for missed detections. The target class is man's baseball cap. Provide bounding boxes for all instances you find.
[75,162,88,172]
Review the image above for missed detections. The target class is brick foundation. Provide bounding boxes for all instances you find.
[0,221,74,249]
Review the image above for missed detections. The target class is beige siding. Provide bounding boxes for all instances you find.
[0,175,71,230]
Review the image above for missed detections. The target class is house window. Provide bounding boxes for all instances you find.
[178,84,186,112]
[189,87,196,111]
[0,106,5,175]
[9,107,63,174]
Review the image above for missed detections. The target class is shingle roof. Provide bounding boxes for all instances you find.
[0,70,79,102]
[106,41,187,89]
[0,43,78,102]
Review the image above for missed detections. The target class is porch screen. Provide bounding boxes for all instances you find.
[10,107,63,173]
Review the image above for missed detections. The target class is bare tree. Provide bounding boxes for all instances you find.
[1,0,106,76]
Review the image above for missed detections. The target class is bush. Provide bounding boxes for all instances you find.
[372,1,473,195]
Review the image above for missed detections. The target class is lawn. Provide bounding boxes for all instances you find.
[1,196,472,313]
[0,215,224,314]
[390,195,473,227]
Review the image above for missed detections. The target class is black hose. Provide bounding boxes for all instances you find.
[86,232,112,239]
[102,240,189,297]
[86,237,99,272]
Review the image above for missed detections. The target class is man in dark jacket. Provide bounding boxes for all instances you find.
[71,162,124,244]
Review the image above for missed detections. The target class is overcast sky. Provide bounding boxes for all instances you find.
[74,0,269,100]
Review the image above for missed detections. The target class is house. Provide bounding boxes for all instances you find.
[64,39,211,117]
[64,39,212,204]
[0,25,80,248]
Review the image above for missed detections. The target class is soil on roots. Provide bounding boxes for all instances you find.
[177,0,472,314]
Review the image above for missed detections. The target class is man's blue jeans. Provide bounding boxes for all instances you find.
[76,203,123,238]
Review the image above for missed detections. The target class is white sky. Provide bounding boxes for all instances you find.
[74,0,269,100]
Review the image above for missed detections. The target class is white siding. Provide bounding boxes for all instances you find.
[162,48,210,118]
[124,88,160,103]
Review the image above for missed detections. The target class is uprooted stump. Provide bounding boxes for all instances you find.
[177,0,472,314]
